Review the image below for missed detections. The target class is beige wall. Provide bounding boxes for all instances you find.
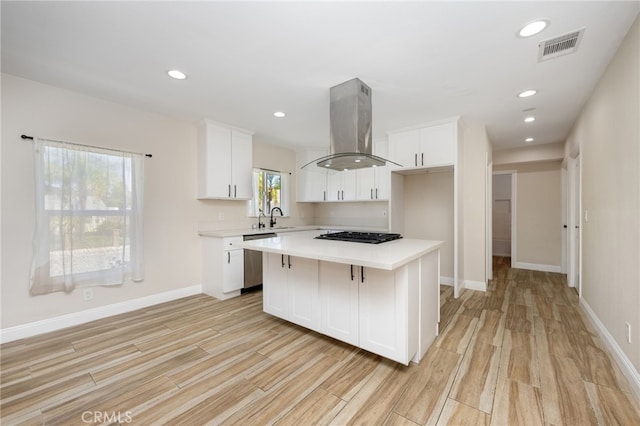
[564,16,639,373]
[0,74,304,329]
[495,162,562,268]
[493,142,564,166]
[313,201,388,229]
[403,172,454,279]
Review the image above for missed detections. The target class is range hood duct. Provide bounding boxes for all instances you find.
[303,78,401,171]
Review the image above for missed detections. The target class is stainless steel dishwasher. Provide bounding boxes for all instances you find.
[243,232,276,291]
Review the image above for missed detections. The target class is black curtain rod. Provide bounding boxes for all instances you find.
[21,134,152,158]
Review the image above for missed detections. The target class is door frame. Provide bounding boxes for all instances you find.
[492,170,517,265]
[567,154,582,293]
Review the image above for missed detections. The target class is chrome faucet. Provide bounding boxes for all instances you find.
[269,207,283,228]
[257,209,266,229]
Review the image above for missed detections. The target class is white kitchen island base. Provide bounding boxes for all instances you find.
[239,232,443,365]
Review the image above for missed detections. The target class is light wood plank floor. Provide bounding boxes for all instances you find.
[2,257,639,425]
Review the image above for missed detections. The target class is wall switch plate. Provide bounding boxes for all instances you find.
[83,288,93,301]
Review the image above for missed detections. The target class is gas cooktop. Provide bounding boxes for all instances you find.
[315,231,402,244]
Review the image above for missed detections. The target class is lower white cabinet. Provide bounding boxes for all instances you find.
[262,253,433,365]
[358,263,418,364]
[263,253,320,331]
[202,236,244,300]
[319,262,359,346]
[222,248,244,293]
[318,260,419,364]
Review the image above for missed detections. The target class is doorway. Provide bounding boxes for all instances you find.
[492,172,515,261]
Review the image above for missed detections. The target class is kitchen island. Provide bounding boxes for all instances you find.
[237,231,443,365]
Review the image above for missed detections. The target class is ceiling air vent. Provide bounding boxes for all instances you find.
[538,27,585,62]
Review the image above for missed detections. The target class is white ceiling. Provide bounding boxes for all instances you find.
[2,1,638,151]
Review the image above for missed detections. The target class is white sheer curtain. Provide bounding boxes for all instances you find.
[30,138,144,295]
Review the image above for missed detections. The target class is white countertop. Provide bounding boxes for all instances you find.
[236,231,444,270]
[198,225,388,238]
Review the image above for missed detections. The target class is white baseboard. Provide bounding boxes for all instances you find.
[580,298,640,399]
[513,261,561,273]
[0,285,202,344]
[463,280,487,292]
[492,252,511,257]
[440,276,454,286]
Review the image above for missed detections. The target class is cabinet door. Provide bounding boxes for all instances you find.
[296,150,328,202]
[222,249,244,293]
[359,266,410,364]
[326,171,342,201]
[231,130,253,199]
[374,166,390,200]
[198,124,232,198]
[419,122,455,167]
[388,129,419,169]
[342,170,357,201]
[263,253,289,318]
[356,167,375,200]
[319,262,359,346]
[288,256,320,331]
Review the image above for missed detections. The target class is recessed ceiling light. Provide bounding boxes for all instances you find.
[355,159,361,163]
[273,111,286,118]
[324,164,330,167]
[518,89,537,98]
[524,116,536,123]
[343,168,349,171]
[519,19,549,38]
[525,137,534,142]
[167,70,187,80]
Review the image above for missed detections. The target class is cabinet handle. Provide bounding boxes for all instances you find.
[227,252,230,263]
[281,254,285,268]
[350,264,354,281]
[415,153,417,167]
[341,190,344,200]
[371,188,373,200]
[421,152,424,166]
[288,255,292,269]
[234,185,237,198]
[324,191,326,201]
[375,188,378,199]
[360,266,365,283]
[337,190,340,200]
[228,184,231,197]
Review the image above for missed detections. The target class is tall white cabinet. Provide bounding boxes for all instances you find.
[196,119,253,199]
[387,117,464,298]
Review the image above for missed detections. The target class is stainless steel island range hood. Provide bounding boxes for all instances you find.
[303,78,401,171]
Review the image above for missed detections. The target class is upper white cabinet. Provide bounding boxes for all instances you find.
[197,120,253,199]
[327,169,357,201]
[388,120,457,169]
[296,149,328,202]
[356,139,390,201]
[297,138,390,203]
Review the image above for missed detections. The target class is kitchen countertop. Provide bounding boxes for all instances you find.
[235,231,444,270]
[198,225,388,238]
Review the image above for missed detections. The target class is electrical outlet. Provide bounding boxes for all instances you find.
[83,288,93,301]
[626,322,631,344]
